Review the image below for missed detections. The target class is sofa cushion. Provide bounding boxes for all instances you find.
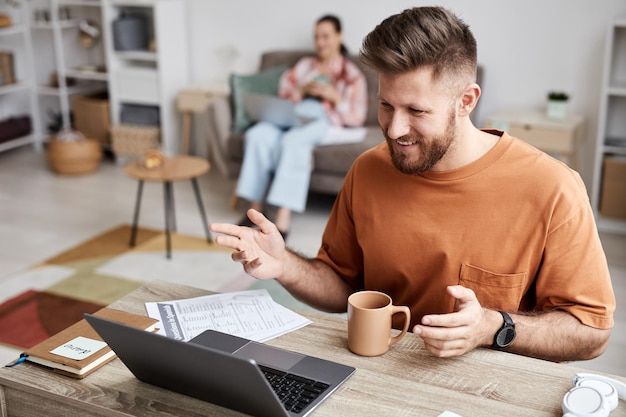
[229,65,288,133]
[313,128,382,174]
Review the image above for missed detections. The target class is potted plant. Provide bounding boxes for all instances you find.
[547,91,569,119]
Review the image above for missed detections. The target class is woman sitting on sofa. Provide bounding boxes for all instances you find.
[236,14,367,239]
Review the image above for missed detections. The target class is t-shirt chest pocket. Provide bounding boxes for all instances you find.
[459,264,527,311]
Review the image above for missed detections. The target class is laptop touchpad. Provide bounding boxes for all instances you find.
[234,342,304,370]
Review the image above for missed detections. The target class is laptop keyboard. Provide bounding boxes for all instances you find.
[259,365,330,414]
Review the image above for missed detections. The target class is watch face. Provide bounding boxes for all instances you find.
[496,327,516,347]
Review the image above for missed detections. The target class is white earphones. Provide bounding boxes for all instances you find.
[562,373,626,417]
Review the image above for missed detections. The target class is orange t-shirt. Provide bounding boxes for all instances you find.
[316,131,615,329]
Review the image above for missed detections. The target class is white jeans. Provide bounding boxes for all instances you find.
[236,99,330,213]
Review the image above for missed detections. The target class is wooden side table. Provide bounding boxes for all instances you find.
[484,111,586,170]
[125,155,212,259]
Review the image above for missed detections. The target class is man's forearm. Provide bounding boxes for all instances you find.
[490,310,611,362]
[277,249,354,313]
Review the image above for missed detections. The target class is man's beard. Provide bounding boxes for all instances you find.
[384,111,456,176]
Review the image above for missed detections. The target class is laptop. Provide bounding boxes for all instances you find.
[243,92,304,128]
[84,313,355,417]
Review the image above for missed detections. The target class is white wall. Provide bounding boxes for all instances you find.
[185,0,626,187]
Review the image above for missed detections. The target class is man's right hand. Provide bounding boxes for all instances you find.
[211,209,353,314]
[210,209,287,280]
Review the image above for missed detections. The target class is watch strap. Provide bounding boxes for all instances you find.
[499,311,514,327]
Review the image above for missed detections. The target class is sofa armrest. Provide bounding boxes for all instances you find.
[206,95,233,178]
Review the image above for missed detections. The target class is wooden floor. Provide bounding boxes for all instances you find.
[1,145,624,376]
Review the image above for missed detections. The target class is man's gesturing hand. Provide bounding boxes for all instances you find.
[209,209,287,280]
[413,285,499,358]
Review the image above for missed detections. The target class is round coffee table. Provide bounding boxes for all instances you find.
[125,155,212,259]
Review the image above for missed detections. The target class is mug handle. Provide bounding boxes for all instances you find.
[389,306,411,347]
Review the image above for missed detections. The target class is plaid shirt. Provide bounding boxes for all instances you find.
[278,55,368,127]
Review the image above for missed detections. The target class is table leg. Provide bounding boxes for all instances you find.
[163,181,173,259]
[191,177,213,243]
[130,180,144,247]
[203,106,213,163]
[182,111,191,155]
[169,182,177,232]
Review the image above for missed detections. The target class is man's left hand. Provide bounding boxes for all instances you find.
[413,285,499,357]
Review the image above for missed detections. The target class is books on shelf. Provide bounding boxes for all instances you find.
[20,307,158,378]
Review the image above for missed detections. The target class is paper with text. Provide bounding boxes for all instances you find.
[145,289,311,342]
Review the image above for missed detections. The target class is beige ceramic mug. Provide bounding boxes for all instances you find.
[347,290,411,356]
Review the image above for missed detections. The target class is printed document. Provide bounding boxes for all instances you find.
[145,289,311,342]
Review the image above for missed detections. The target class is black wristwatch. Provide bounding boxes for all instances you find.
[492,311,516,348]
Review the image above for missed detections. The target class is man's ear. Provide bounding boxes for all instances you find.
[458,83,481,117]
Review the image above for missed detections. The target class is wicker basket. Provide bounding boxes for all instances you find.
[47,138,102,175]
[111,124,160,158]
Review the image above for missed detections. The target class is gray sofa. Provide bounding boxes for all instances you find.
[205,49,383,195]
[205,49,482,195]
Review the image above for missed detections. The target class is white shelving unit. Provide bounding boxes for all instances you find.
[591,19,626,234]
[102,0,189,155]
[28,0,108,137]
[0,0,41,153]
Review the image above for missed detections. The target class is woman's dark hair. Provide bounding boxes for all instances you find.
[317,14,348,56]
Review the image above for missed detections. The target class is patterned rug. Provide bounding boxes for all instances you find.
[0,224,240,350]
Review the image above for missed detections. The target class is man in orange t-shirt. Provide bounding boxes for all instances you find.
[211,7,615,362]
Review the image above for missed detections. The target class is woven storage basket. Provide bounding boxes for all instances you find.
[47,138,102,175]
[111,124,160,157]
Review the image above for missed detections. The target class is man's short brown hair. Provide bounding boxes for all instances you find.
[360,7,477,84]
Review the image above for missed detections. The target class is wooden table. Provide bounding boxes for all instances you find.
[1,280,625,417]
[125,156,212,258]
